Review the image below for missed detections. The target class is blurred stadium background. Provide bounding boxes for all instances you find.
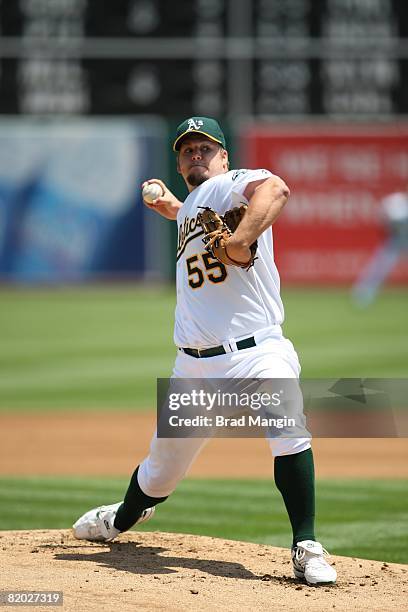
[0,1,407,563]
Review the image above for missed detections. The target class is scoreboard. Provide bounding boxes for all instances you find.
[0,0,407,117]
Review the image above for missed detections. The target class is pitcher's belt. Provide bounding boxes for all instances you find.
[179,336,256,359]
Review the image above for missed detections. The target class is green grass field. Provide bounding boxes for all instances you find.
[0,285,407,564]
[0,476,406,564]
[0,285,407,410]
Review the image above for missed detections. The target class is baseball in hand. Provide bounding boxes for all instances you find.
[142,182,164,204]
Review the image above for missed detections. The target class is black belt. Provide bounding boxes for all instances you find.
[180,336,256,359]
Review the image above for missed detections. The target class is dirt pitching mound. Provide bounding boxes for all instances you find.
[0,530,406,611]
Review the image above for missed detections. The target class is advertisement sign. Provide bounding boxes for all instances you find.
[0,119,168,282]
[241,124,408,284]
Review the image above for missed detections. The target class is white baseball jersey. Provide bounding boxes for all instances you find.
[174,168,285,348]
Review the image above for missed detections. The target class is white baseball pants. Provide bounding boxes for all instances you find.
[138,326,311,498]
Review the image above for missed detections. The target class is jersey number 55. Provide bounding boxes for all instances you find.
[186,252,228,289]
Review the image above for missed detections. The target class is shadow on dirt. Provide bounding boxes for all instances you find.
[53,540,261,579]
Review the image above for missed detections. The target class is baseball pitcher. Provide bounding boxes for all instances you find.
[73,117,337,586]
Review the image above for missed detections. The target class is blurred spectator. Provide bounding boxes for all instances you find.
[352,187,408,305]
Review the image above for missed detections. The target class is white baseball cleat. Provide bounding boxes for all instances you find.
[72,502,155,542]
[292,540,337,585]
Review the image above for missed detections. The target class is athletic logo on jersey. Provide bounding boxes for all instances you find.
[177,214,204,261]
[187,118,204,131]
[232,169,249,180]
[232,169,269,181]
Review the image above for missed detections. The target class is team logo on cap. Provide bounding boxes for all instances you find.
[187,118,204,131]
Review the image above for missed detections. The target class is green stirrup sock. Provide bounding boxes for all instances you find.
[114,466,168,532]
[274,448,316,547]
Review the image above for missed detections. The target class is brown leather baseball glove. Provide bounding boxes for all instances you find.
[197,205,257,270]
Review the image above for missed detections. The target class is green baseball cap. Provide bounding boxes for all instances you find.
[173,116,226,151]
